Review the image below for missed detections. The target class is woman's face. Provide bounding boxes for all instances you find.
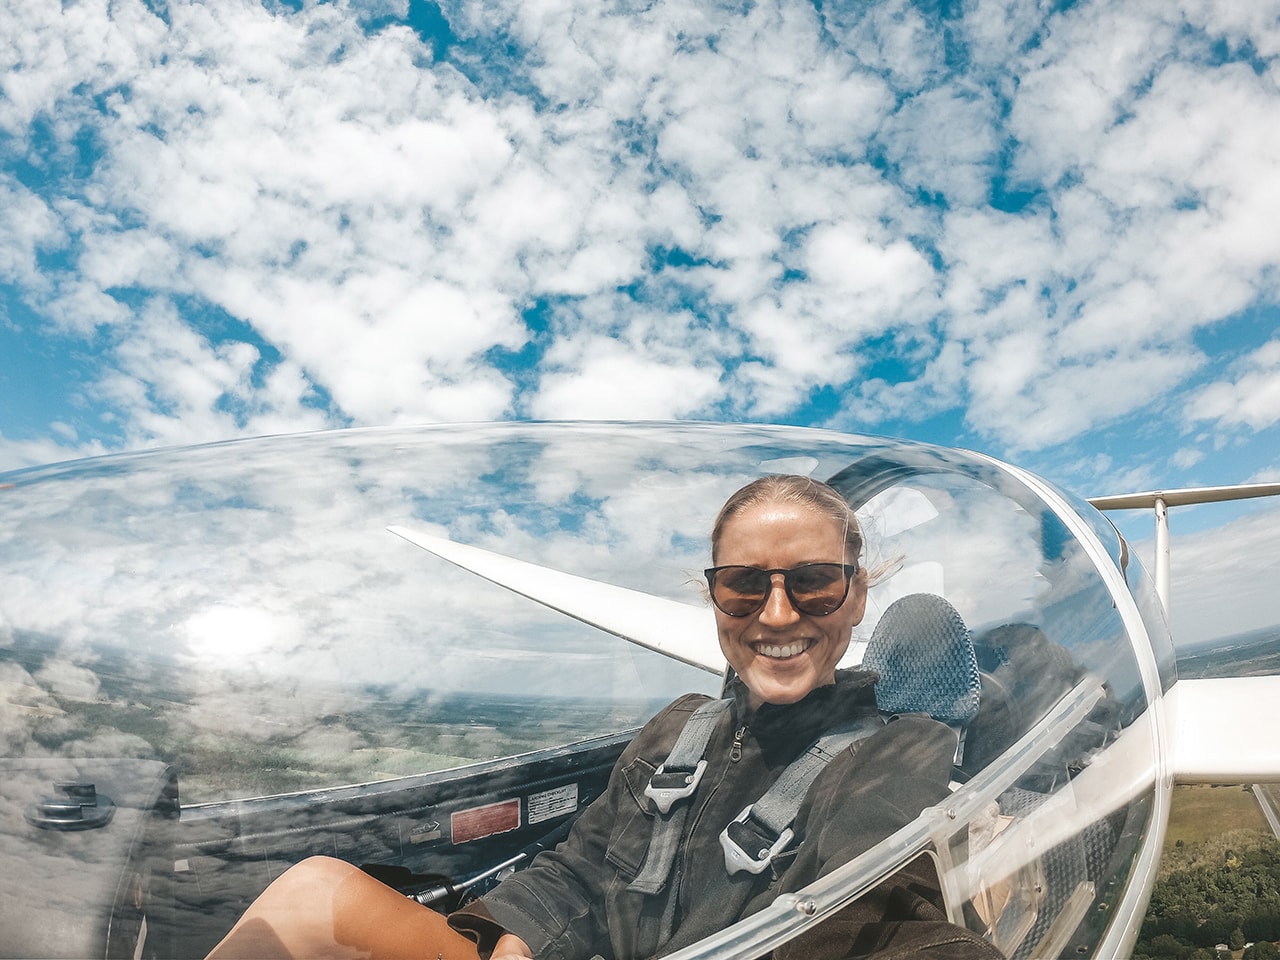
[713,499,867,710]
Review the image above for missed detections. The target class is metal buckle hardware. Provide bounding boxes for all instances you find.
[643,760,707,814]
[719,805,794,875]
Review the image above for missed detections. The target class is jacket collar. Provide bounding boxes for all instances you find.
[729,668,878,746]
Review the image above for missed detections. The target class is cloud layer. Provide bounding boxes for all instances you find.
[1,0,1279,481]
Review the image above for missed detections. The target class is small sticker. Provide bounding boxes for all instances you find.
[409,821,442,844]
[451,799,520,844]
[528,783,578,825]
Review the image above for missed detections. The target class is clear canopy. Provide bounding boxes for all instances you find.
[0,422,1171,959]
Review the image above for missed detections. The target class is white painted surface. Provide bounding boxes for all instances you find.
[1166,676,1280,782]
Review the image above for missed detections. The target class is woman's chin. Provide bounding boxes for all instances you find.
[745,663,820,706]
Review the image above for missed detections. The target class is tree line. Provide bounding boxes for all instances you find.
[1135,828,1280,959]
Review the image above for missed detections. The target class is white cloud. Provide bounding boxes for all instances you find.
[1165,501,1280,646]
[849,339,966,427]
[531,332,722,420]
[0,431,108,474]
[1006,4,1186,188]
[816,0,945,92]
[1187,338,1280,432]
[1172,447,1205,470]
[805,224,933,304]
[0,178,62,289]
[1182,0,1280,59]
[924,2,1280,450]
[970,344,1204,451]
[877,85,1001,207]
[33,659,101,701]
[91,300,333,446]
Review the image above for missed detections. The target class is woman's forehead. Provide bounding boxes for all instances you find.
[715,500,845,557]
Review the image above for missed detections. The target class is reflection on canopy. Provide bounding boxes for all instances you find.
[0,423,1170,959]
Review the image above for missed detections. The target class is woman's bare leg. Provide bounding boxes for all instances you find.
[205,856,482,960]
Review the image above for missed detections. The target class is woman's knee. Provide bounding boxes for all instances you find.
[260,856,364,903]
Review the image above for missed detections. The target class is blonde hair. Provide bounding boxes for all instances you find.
[711,475,863,564]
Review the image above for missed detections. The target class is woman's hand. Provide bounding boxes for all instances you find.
[490,932,534,959]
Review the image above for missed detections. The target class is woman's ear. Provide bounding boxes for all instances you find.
[844,571,869,626]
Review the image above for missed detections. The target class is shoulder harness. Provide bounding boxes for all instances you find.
[627,697,883,896]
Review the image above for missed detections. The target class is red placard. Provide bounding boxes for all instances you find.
[451,799,521,844]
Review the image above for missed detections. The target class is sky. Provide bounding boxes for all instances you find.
[2,0,1279,546]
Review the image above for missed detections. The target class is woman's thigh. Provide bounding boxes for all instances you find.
[207,856,482,960]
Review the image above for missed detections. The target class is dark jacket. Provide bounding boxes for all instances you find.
[450,670,1001,960]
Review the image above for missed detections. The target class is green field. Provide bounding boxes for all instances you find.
[1163,783,1270,851]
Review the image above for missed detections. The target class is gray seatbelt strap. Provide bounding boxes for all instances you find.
[627,697,730,895]
[719,714,884,875]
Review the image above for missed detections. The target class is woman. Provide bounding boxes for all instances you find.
[207,476,997,960]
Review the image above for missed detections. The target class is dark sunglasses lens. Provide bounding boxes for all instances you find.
[709,567,771,616]
[787,564,849,615]
[709,564,852,617]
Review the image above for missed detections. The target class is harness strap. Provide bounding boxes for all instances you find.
[642,697,730,815]
[627,697,730,895]
[629,701,884,955]
[720,714,884,874]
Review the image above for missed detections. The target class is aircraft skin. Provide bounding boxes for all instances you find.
[0,421,1276,960]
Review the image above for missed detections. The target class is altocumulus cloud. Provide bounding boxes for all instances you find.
[2,0,1280,471]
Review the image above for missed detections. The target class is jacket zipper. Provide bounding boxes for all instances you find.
[730,724,747,762]
[667,721,747,942]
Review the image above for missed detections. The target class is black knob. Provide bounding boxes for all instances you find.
[25,780,116,831]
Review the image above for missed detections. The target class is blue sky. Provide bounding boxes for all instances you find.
[2,0,1279,557]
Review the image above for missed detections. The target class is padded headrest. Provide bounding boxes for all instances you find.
[864,593,981,725]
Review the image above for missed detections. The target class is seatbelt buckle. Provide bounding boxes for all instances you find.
[643,760,707,814]
[719,806,794,875]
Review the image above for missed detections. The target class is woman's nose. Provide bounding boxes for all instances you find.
[758,574,800,624]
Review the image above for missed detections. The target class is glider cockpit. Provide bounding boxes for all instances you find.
[0,423,1205,958]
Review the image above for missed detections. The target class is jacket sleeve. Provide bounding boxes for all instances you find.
[448,694,708,960]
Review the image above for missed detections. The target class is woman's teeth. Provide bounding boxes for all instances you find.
[756,640,810,659]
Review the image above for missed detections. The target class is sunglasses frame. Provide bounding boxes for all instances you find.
[703,562,860,618]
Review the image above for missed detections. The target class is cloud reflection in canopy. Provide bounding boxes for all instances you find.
[0,422,1157,803]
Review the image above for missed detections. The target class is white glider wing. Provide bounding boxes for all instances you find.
[388,524,725,675]
[1165,676,1280,782]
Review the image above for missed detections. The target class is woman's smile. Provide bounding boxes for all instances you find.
[752,638,814,660]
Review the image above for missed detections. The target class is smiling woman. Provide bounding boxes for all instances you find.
[707,476,868,710]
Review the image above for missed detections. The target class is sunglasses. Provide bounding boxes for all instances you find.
[704,562,859,618]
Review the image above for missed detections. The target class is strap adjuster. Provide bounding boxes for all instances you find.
[719,805,794,875]
[644,760,707,814]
